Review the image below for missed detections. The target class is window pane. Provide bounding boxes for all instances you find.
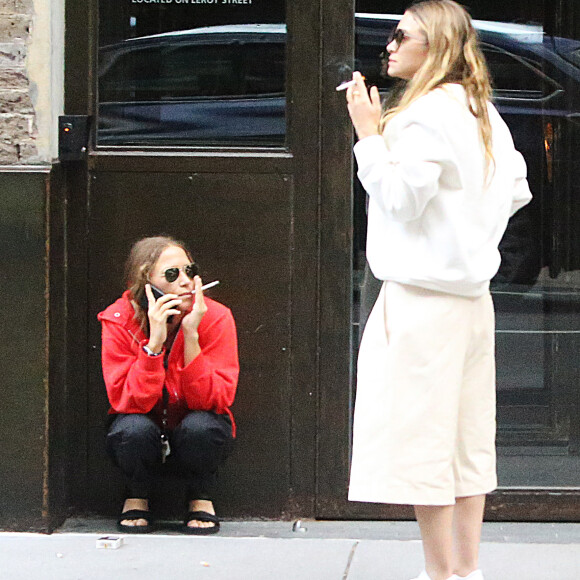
[483,45,561,98]
[98,1,286,146]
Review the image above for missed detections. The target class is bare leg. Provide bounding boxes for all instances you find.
[452,494,485,577]
[414,504,455,580]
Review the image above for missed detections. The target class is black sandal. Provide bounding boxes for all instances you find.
[117,509,154,534]
[182,510,220,535]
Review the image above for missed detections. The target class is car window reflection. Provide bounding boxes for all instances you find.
[98,25,287,146]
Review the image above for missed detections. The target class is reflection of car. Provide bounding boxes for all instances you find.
[98,24,287,145]
[99,17,580,147]
[99,16,580,145]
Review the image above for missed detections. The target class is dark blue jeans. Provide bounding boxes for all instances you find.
[106,411,233,501]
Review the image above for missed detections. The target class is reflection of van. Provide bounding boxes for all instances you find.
[98,16,580,147]
[98,24,286,145]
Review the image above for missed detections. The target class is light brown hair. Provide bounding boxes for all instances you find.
[125,235,193,332]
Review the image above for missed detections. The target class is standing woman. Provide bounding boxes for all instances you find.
[345,2,531,580]
[99,236,239,534]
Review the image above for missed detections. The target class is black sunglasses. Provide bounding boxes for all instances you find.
[161,262,199,283]
[387,27,426,49]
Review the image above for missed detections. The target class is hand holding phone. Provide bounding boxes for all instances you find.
[143,283,182,352]
[138,284,176,325]
[139,284,165,313]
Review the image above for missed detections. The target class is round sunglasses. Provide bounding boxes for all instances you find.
[160,262,199,283]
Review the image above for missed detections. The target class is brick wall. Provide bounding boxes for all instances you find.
[0,0,38,164]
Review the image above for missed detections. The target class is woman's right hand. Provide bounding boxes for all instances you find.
[346,71,382,140]
[144,283,181,353]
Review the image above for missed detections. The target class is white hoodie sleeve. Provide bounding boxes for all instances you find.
[354,117,454,223]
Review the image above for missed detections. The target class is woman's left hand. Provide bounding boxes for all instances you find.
[181,276,208,337]
[346,71,382,140]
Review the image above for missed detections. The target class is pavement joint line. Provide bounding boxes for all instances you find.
[342,540,360,579]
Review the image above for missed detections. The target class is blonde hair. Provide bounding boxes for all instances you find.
[381,0,494,176]
[125,235,193,332]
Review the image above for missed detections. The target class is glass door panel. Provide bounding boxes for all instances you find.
[97,0,286,146]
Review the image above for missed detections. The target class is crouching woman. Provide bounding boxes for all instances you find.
[98,236,239,534]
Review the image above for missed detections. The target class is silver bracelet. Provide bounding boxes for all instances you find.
[143,345,162,357]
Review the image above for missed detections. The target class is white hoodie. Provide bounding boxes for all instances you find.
[354,83,532,297]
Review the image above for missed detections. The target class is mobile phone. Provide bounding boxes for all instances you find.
[139,285,176,323]
[139,284,165,312]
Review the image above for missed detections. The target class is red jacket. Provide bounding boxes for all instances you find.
[98,290,239,436]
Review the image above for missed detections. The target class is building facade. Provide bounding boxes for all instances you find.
[1,0,579,531]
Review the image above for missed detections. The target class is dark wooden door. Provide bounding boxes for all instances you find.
[64,0,322,519]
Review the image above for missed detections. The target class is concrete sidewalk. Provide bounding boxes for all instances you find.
[0,520,578,579]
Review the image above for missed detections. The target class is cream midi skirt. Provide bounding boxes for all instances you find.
[348,281,498,506]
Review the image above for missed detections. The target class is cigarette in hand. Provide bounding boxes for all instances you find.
[191,280,220,294]
[336,77,365,91]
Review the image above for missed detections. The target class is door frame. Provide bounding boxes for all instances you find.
[61,0,322,518]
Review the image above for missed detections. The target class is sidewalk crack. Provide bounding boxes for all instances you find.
[342,540,360,579]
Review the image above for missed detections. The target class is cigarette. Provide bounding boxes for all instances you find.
[191,280,220,294]
[336,77,365,91]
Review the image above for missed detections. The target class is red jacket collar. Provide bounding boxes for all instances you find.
[97,290,141,327]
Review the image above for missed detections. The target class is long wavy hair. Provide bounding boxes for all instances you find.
[125,235,193,333]
[381,0,494,176]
